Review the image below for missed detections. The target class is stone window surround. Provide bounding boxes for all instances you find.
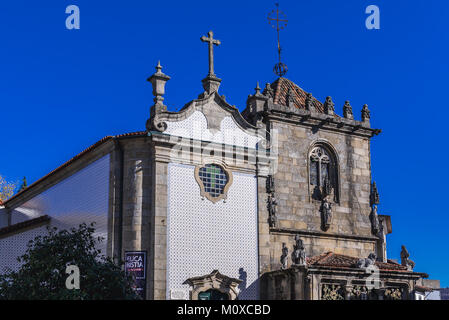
[194,160,233,204]
[307,139,341,204]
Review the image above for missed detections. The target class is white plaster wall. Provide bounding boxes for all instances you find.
[167,163,259,300]
[0,155,110,273]
[165,111,260,149]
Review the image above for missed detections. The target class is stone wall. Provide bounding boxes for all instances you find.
[266,118,377,268]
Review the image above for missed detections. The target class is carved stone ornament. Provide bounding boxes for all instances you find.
[286,87,295,108]
[370,205,381,235]
[356,253,377,269]
[400,245,415,271]
[305,92,314,111]
[266,175,275,193]
[263,83,274,100]
[323,96,335,115]
[280,243,289,270]
[384,287,403,300]
[291,235,306,266]
[320,196,332,231]
[370,181,380,206]
[194,163,233,204]
[361,104,371,122]
[343,101,354,120]
[266,175,278,227]
[184,270,242,300]
[321,284,345,300]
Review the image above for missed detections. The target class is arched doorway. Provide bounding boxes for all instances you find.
[184,270,242,300]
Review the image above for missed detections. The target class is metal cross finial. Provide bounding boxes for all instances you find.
[268,3,288,77]
[201,31,221,77]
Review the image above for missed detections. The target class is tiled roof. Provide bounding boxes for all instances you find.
[265,77,325,113]
[3,131,147,206]
[0,215,50,237]
[307,252,408,271]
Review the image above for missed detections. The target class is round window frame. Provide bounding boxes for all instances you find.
[194,162,233,204]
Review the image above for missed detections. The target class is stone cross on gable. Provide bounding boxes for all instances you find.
[201,31,221,77]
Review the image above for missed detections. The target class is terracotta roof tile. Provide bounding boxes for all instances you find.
[265,77,325,113]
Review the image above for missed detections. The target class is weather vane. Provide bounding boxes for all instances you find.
[268,2,288,77]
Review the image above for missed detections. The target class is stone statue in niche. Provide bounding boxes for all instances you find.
[280,243,289,270]
[356,253,377,268]
[400,245,415,271]
[267,194,278,227]
[266,175,278,228]
[291,235,306,266]
[320,196,332,231]
[370,205,381,236]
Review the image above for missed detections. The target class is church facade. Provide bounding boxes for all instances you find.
[0,31,428,300]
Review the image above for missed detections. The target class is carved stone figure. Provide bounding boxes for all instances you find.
[291,235,306,266]
[361,104,371,122]
[356,253,377,268]
[263,83,274,100]
[370,181,380,206]
[320,196,332,231]
[305,92,314,111]
[280,243,289,270]
[266,175,275,193]
[400,245,415,270]
[323,96,335,115]
[343,101,354,119]
[370,205,380,235]
[286,88,295,108]
[267,194,278,228]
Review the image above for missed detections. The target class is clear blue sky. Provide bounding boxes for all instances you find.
[1,1,448,286]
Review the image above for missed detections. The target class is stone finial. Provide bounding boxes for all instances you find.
[263,83,274,100]
[147,61,171,113]
[323,96,335,115]
[200,31,222,95]
[286,87,295,108]
[370,205,380,235]
[254,82,262,96]
[246,82,268,125]
[361,104,371,122]
[343,101,354,120]
[305,92,314,111]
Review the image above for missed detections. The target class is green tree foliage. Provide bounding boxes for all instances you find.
[0,223,140,300]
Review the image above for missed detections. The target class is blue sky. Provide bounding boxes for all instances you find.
[1,1,448,286]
